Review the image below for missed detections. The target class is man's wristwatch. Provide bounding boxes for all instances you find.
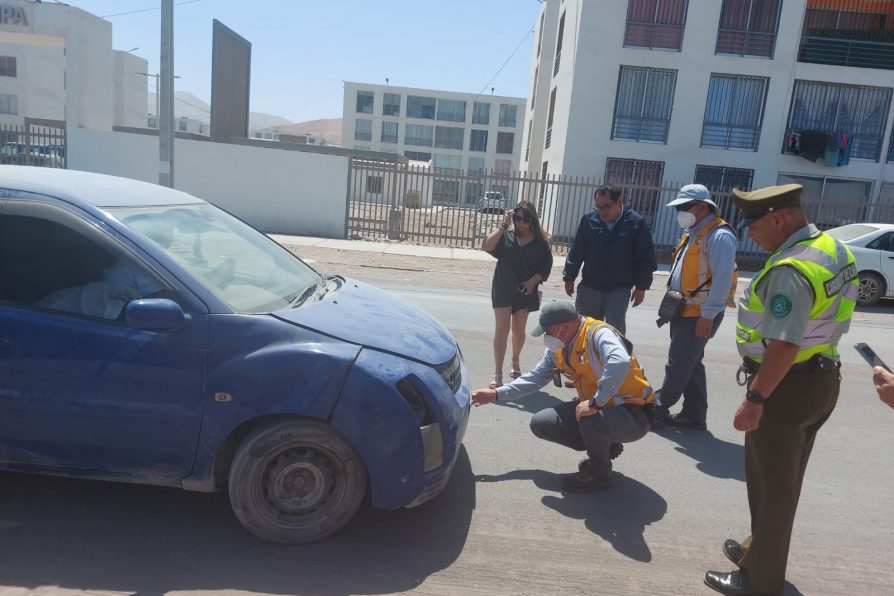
[746,388,767,405]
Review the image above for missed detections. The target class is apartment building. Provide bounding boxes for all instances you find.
[0,0,147,130]
[522,0,894,212]
[342,81,526,204]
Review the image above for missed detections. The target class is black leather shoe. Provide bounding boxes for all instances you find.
[646,404,668,429]
[723,539,744,565]
[577,443,623,472]
[562,469,611,492]
[666,413,707,430]
[704,569,769,595]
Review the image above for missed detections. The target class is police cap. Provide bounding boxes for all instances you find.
[731,184,803,231]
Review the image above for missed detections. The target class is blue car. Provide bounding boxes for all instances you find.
[0,166,470,543]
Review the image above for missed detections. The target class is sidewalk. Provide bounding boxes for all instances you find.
[270,234,748,278]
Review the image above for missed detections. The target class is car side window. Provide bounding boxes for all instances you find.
[867,232,894,253]
[0,203,171,321]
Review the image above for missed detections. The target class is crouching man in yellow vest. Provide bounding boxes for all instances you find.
[704,184,857,596]
[472,301,654,492]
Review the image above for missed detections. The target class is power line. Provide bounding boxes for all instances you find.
[473,25,534,100]
[102,0,200,19]
[277,83,343,119]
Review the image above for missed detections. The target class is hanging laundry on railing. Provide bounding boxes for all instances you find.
[823,132,851,167]
[785,132,801,155]
[800,129,831,162]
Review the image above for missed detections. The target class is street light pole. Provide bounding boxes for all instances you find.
[136,71,180,128]
[159,0,174,187]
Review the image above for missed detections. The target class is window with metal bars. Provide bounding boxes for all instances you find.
[434,126,464,150]
[470,129,488,152]
[381,121,398,144]
[604,157,665,222]
[554,12,565,76]
[701,74,768,151]
[472,101,490,124]
[437,99,466,122]
[0,56,16,77]
[785,80,893,162]
[407,95,436,119]
[496,132,515,154]
[405,124,433,147]
[624,0,688,51]
[499,104,518,127]
[546,88,557,149]
[383,93,400,116]
[354,119,372,142]
[611,66,677,143]
[694,165,754,224]
[356,91,374,114]
[716,0,781,58]
[799,1,894,70]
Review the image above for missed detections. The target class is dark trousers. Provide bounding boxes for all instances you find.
[737,367,840,594]
[656,313,723,422]
[575,284,632,335]
[529,401,650,478]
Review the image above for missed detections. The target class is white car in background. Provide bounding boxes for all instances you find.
[826,223,894,306]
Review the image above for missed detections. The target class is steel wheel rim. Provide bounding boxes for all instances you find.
[256,445,342,526]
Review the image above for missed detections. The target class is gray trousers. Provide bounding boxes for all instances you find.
[530,401,651,478]
[575,284,632,335]
[656,313,724,422]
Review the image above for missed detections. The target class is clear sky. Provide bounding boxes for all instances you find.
[67,0,544,123]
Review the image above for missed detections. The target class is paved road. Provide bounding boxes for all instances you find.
[1,245,892,596]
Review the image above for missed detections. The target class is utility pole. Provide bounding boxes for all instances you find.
[159,0,174,187]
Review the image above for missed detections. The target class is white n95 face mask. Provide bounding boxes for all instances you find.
[677,211,697,229]
[543,334,565,351]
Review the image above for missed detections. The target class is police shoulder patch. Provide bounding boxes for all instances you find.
[770,293,792,319]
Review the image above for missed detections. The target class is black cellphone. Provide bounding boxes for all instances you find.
[854,343,892,372]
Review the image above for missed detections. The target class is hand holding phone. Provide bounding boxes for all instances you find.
[854,343,892,372]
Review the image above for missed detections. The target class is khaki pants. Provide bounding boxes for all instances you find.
[737,366,840,594]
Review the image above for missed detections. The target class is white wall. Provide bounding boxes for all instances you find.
[67,128,350,238]
[114,51,148,128]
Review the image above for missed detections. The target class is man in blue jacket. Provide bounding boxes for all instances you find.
[562,185,658,335]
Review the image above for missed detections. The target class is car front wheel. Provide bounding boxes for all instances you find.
[228,419,367,543]
[857,271,886,307]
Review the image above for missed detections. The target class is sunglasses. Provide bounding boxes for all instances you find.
[594,201,617,212]
[674,202,699,212]
[513,214,532,224]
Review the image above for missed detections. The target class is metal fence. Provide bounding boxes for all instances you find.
[0,119,66,169]
[346,158,894,269]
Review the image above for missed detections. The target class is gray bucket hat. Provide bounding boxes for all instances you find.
[666,184,720,215]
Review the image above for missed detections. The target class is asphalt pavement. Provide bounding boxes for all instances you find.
[2,235,892,596]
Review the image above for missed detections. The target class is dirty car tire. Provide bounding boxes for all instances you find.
[228,419,367,543]
[857,271,885,307]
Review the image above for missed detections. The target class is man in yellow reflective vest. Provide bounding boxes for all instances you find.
[652,184,738,430]
[704,184,857,596]
[471,301,654,492]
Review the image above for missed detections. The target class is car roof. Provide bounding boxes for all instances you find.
[0,166,205,208]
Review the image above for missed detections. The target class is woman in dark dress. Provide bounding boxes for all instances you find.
[482,201,552,387]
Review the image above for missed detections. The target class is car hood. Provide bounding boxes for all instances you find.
[271,278,457,366]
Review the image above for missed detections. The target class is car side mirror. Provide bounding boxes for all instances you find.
[124,298,187,331]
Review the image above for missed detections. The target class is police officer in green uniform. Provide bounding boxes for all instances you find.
[704,184,858,596]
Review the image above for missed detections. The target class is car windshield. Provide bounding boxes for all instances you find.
[107,203,323,314]
[826,224,878,243]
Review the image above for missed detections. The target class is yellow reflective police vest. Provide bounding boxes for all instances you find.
[672,216,738,318]
[553,317,654,406]
[736,231,857,364]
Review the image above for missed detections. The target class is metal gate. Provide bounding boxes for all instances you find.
[0,118,66,169]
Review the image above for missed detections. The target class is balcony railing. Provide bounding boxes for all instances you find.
[799,34,894,70]
[716,29,776,57]
[624,22,685,51]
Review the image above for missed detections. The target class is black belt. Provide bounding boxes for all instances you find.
[737,354,840,386]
